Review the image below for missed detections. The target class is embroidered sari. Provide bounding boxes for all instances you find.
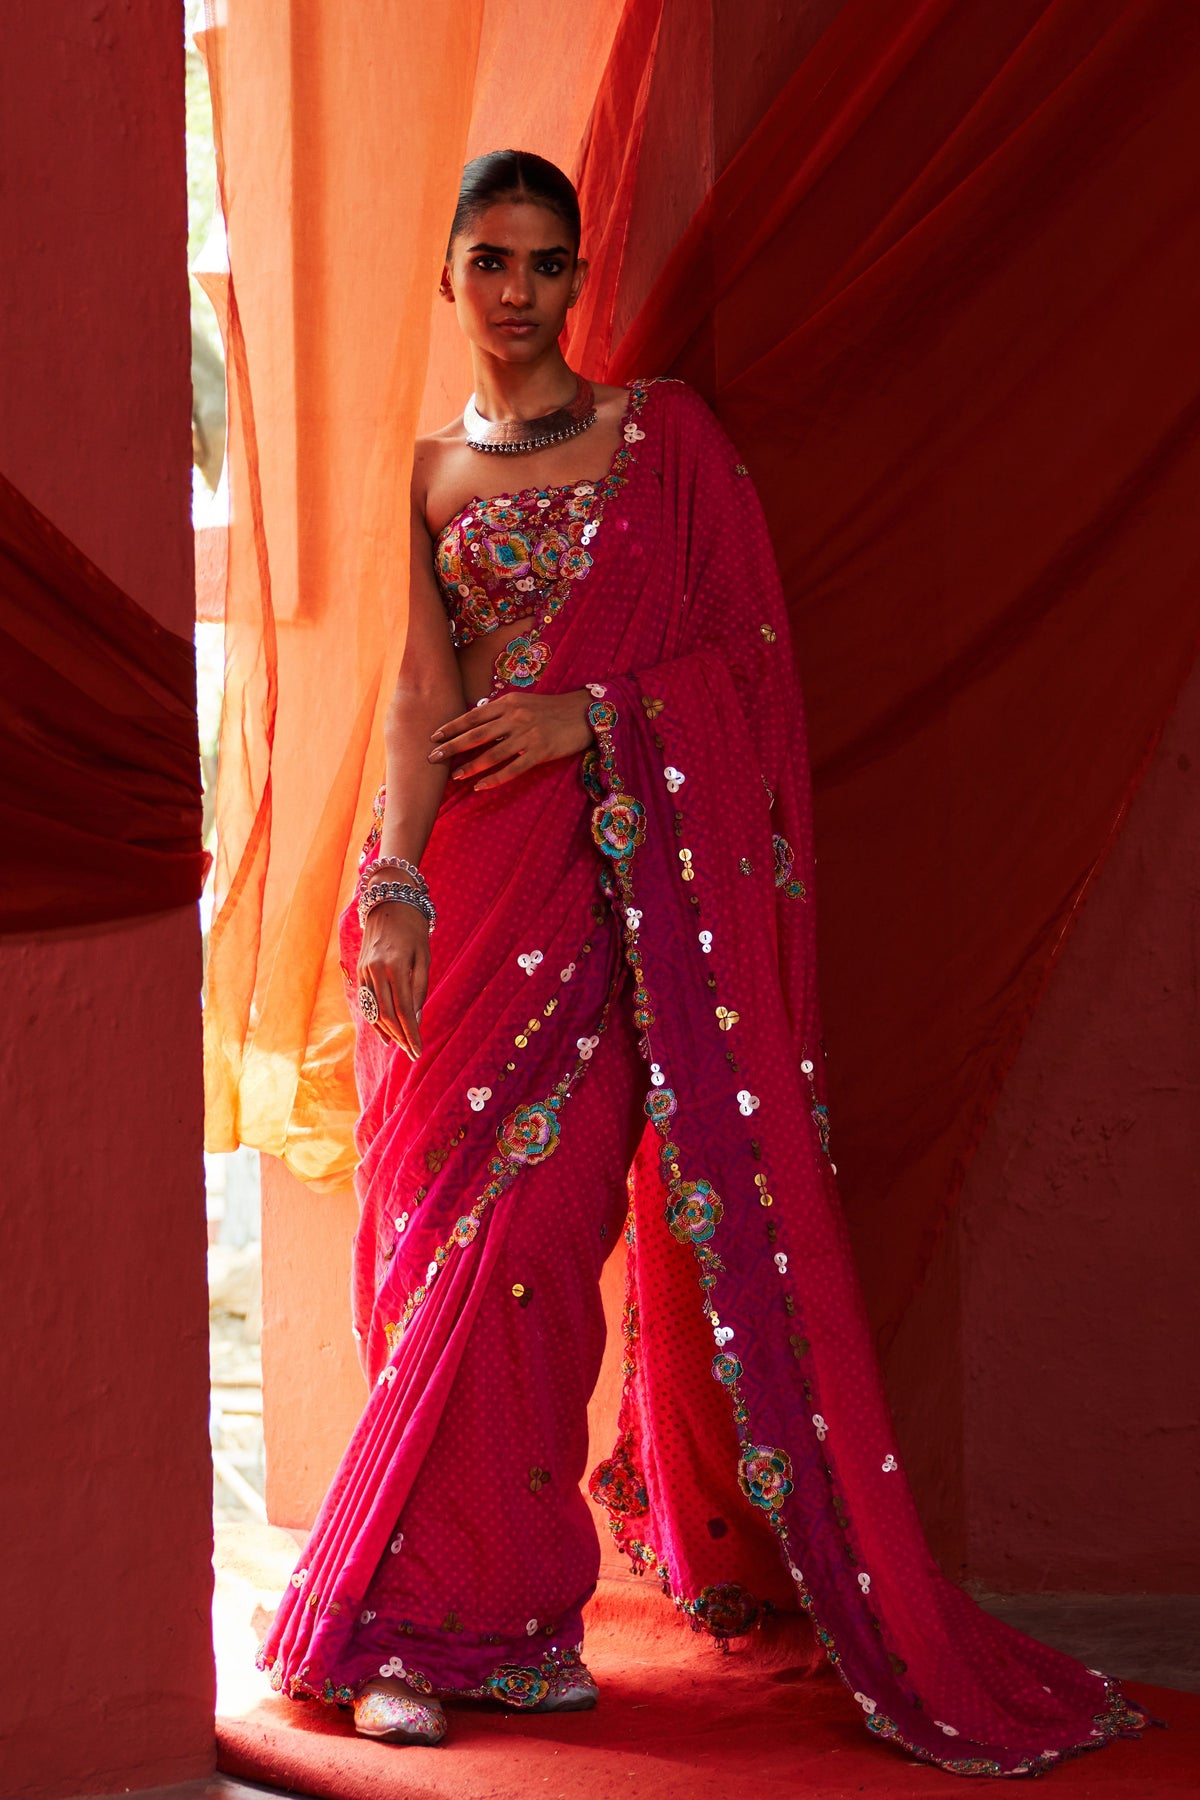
[257,378,1147,1777]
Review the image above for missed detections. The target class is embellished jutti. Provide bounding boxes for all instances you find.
[257,378,1148,1776]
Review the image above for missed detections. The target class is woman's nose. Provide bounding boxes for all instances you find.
[501,269,533,307]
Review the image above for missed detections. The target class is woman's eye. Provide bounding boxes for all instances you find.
[537,261,565,277]
[473,256,503,271]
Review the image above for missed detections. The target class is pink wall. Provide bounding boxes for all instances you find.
[0,8,215,1796]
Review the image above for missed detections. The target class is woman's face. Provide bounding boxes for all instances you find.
[442,198,587,361]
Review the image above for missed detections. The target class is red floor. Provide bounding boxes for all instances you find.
[217,1569,1199,1799]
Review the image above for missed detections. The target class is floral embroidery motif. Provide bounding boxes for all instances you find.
[485,1664,551,1707]
[497,1100,561,1165]
[738,1445,795,1513]
[644,1085,676,1122]
[493,634,551,688]
[451,1215,479,1247]
[712,1352,743,1384]
[588,1437,649,1517]
[666,1177,724,1245]
[772,834,794,887]
[692,1581,761,1638]
[591,792,647,861]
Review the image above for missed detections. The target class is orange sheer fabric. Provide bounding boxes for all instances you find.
[201,0,624,1184]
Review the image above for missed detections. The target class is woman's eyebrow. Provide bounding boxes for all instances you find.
[467,241,570,257]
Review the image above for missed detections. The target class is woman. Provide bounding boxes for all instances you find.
[257,151,1148,1776]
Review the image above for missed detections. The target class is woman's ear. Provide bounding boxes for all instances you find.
[439,263,455,303]
[567,256,589,310]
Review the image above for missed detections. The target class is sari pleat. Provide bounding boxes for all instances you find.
[257,377,1148,1775]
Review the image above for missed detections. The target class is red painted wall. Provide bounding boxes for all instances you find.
[0,7,215,1795]
[885,660,1200,1592]
[958,657,1200,1591]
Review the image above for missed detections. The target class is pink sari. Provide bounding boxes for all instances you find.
[257,378,1148,1776]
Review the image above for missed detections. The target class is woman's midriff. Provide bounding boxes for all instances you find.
[455,614,536,705]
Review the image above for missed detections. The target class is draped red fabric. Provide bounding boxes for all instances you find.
[572,0,1200,1339]
[0,468,206,933]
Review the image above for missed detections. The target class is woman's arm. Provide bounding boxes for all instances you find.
[357,487,465,1060]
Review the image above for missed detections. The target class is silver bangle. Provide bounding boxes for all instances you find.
[359,854,427,897]
[358,881,436,932]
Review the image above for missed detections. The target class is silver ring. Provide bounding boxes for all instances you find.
[358,984,380,1024]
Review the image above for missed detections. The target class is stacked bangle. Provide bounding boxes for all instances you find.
[358,881,436,932]
[359,853,425,895]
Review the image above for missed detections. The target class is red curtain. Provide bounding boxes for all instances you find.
[0,468,205,932]
[570,0,1200,1338]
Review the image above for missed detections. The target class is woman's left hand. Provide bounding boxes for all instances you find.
[428,690,595,789]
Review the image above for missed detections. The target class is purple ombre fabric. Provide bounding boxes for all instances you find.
[257,380,1147,1775]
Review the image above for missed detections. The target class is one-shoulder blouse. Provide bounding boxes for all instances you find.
[432,480,606,650]
[431,378,652,651]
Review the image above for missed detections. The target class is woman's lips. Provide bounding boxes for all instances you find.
[493,321,538,334]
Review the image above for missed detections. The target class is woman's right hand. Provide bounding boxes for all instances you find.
[358,901,430,1059]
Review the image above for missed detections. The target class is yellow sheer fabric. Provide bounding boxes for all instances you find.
[201,1,624,1184]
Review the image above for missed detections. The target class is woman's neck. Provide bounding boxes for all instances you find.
[468,349,578,424]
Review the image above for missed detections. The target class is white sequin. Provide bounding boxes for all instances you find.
[467,1085,492,1111]
[518,949,544,975]
[736,1089,760,1115]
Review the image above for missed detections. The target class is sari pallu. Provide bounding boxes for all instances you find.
[258,379,1148,1775]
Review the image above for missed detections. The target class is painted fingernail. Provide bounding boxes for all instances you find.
[428,749,443,761]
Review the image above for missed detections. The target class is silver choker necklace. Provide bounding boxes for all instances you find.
[463,375,597,455]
